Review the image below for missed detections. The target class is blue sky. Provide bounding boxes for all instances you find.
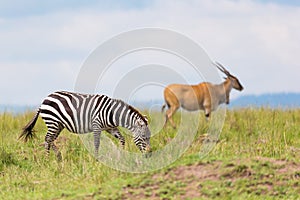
[0,0,299,105]
[256,0,300,6]
[0,0,298,17]
[0,0,150,18]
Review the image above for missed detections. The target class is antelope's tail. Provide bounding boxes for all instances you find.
[161,104,167,113]
[19,109,40,142]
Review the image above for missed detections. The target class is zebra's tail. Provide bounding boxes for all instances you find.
[19,109,40,142]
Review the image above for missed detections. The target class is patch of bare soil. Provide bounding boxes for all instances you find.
[121,157,300,199]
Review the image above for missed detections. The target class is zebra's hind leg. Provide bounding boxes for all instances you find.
[107,128,125,149]
[51,143,62,161]
[45,133,62,161]
[44,123,63,161]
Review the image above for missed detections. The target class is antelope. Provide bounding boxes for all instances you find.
[162,62,244,128]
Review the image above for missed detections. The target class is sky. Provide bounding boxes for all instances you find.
[0,0,299,106]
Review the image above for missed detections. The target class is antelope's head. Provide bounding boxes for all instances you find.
[215,62,244,91]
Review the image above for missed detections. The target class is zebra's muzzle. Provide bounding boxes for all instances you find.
[144,145,152,158]
[145,145,151,152]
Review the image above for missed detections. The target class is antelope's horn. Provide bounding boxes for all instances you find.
[214,62,231,77]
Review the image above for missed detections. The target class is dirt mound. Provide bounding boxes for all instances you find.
[121,157,300,199]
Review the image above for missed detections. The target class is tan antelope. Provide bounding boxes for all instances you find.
[162,62,244,128]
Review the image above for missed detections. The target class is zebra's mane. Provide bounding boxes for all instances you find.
[114,99,148,125]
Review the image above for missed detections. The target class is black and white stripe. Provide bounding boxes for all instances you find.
[19,91,151,160]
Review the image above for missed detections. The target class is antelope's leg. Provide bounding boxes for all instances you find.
[164,108,172,128]
[163,111,169,128]
[204,105,211,121]
[165,106,178,129]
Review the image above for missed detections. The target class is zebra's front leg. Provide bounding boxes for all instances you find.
[117,133,125,149]
[93,131,101,160]
[107,128,125,149]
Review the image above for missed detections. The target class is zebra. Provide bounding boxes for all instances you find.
[19,91,151,160]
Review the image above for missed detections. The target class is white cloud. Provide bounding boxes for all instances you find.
[0,0,300,105]
[0,60,79,105]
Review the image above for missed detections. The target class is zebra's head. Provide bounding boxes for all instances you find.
[132,116,151,154]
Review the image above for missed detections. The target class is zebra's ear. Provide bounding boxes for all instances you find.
[143,115,149,123]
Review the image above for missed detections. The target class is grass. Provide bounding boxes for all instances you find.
[0,108,300,199]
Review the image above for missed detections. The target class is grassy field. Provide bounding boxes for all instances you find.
[0,108,300,199]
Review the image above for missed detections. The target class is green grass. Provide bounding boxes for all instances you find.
[0,108,300,199]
